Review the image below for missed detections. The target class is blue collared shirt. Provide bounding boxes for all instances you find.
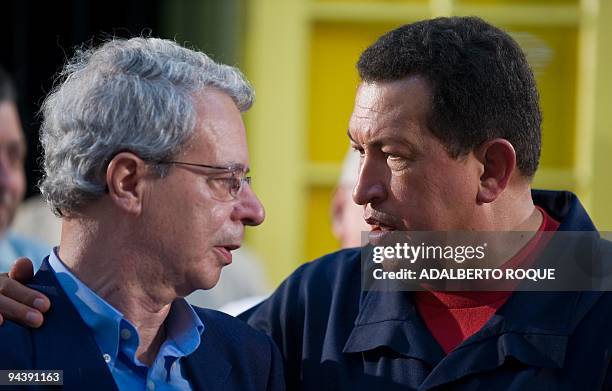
[48,249,204,391]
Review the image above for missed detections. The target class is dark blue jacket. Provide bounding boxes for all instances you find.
[0,259,285,391]
[242,190,612,390]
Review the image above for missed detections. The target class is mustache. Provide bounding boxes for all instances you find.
[216,230,244,248]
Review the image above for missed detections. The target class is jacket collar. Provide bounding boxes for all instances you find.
[29,258,119,391]
[182,311,232,391]
[343,190,603,388]
[531,189,596,231]
[343,290,445,365]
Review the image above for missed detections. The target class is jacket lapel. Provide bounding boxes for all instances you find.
[29,258,119,391]
[183,314,232,391]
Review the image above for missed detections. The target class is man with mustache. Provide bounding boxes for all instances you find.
[0,67,48,272]
[2,17,612,390]
[241,16,612,389]
[0,38,283,390]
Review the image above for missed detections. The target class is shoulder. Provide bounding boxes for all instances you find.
[279,246,362,304]
[279,247,362,290]
[597,236,612,254]
[239,248,363,389]
[0,320,34,368]
[190,306,285,389]
[192,306,277,354]
[242,247,362,319]
[240,247,363,338]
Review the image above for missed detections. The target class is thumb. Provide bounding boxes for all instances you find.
[8,257,34,282]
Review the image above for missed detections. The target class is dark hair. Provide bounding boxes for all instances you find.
[357,16,541,177]
[0,66,16,103]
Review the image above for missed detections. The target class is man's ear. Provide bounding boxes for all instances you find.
[475,139,516,204]
[105,152,150,215]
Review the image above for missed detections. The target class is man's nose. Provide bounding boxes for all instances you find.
[352,156,388,206]
[233,184,265,226]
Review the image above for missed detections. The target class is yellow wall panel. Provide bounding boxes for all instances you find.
[305,186,341,261]
[505,26,578,170]
[308,22,403,163]
[459,0,576,4]
[315,0,428,3]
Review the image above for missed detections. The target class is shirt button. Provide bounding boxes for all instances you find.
[103,353,111,363]
[120,328,131,340]
[147,380,155,390]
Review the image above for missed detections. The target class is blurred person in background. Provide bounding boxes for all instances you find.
[0,66,48,272]
[331,148,371,248]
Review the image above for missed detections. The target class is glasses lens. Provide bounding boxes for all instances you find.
[206,173,250,201]
[229,175,251,198]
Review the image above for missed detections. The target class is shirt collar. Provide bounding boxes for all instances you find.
[164,298,205,357]
[48,249,205,369]
[531,189,597,231]
[48,248,123,365]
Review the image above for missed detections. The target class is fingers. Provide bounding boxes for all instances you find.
[0,274,49,328]
[8,257,35,282]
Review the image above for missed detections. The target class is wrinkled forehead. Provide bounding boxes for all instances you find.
[349,77,432,142]
[353,77,432,114]
[183,90,250,167]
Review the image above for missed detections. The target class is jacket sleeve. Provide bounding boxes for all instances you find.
[265,334,286,391]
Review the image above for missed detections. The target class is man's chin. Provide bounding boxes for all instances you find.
[367,229,401,246]
[188,268,224,292]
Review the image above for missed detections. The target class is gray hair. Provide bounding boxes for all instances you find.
[39,37,254,216]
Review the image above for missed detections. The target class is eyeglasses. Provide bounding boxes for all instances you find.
[156,160,252,201]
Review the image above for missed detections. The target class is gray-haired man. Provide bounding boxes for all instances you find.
[0,38,283,391]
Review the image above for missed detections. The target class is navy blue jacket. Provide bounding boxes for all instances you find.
[0,259,285,391]
[242,190,612,390]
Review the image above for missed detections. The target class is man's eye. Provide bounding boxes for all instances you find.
[350,146,364,157]
[211,176,235,184]
[385,153,412,170]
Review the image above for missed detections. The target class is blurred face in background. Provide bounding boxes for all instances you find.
[332,149,372,248]
[0,101,26,235]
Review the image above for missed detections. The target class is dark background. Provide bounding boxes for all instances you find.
[0,0,161,198]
